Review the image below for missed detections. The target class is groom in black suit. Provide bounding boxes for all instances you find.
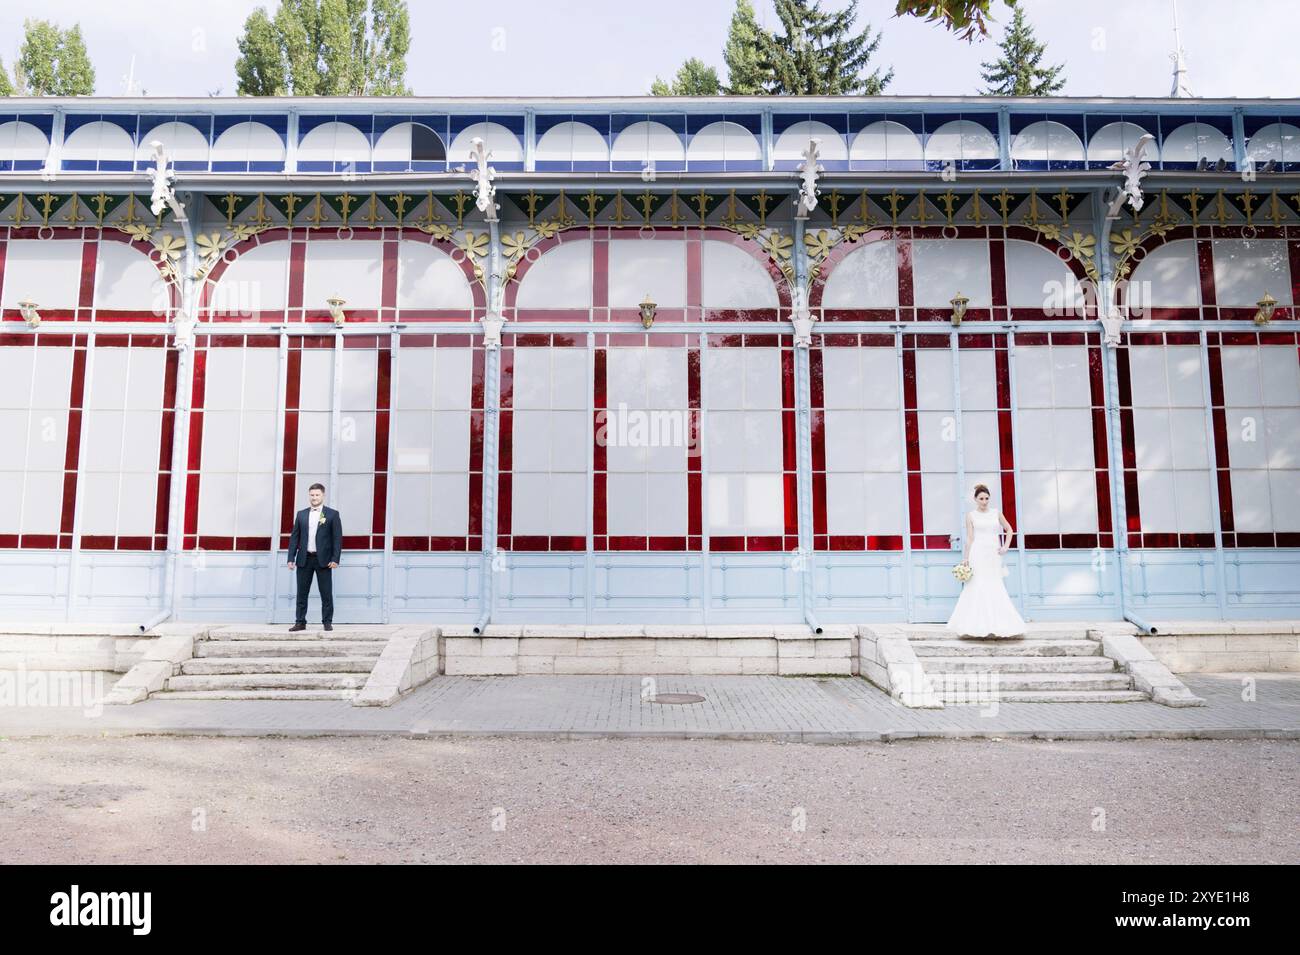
[287,483,342,631]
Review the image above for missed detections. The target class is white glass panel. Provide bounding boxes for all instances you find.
[921,473,959,536]
[1168,408,1209,469]
[197,472,236,534]
[94,241,163,311]
[850,121,923,162]
[79,474,120,534]
[397,242,472,309]
[550,411,588,471]
[1229,470,1270,532]
[610,121,686,164]
[295,412,332,472]
[433,349,472,409]
[22,472,63,534]
[1014,348,1053,408]
[340,350,376,409]
[235,472,275,535]
[1220,346,1262,406]
[961,411,1000,470]
[824,410,866,471]
[1056,471,1098,533]
[1264,408,1300,468]
[743,473,783,535]
[1,240,83,309]
[429,473,469,535]
[338,411,376,472]
[0,347,35,408]
[1260,347,1300,407]
[303,240,383,309]
[1213,240,1291,307]
[117,473,156,534]
[0,472,23,533]
[511,348,550,409]
[510,410,550,470]
[392,473,431,534]
[821,348,864,409]
[549,473,587,534]
[701,240,778,308]
[1133,409,1173,470]
[515,239,592,309]
[1173,471,1213,532]
[744,349,781,409]
[335,473,372,529]
[644,348,687,408]
[918,410,957,470]
[550,350,589,409]
[825,472,866,534]
[863,473,905,534]
[121,410,162,467]
[1130,240,1199,307]
[914,350,954,410]
[1136,470,1177,532]
[958,351,996,409]
[773,121,847,162]
[609,239,686,308]
[861,349,899,407]
[432,410,470,469]
[1269,471,1300,529]
[606,472,647,535]
[1052,408,1095,469]
[821,240,899,309]
[862,410,902,471]
[912,240,991,308]
[211,121,285,165]
[1019,471,1059,533]
[686,121,761,163]
[1004,240,1082,311]
[707,411,746,470]
[213,240,288,313]
[447,122,524,164]
[706,474,745,535]
[298,350,334,411]
[706,349,743,409]
[1052,346,1091,407]
[1166,347,1205,406]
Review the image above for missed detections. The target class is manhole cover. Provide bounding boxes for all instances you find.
[650,693,705,705]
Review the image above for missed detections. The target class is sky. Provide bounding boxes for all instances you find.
[0,0,1297,100]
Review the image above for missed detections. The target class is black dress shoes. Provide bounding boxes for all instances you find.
[289,623,306,632]
[323,623,333,632]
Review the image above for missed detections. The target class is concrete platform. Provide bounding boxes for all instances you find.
[0,672,1295,741]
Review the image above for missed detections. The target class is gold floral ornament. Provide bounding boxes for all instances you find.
[120,223,153,243]
[459,231,490,282]
[804,229,835,281]
[417,221,454,242]
[732,221,762,241]
[1110,228,1140,260]
[1033,222,1061,242]
[500,231,530,283]
[193,232,228,280]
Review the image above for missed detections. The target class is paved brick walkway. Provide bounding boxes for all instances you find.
[1,673,1296,740]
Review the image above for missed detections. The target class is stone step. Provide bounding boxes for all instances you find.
[922,655,1116,673]
[166,673,369,692]
[929,671,1133,691]
[205,627,391,642]
[911,639,1101,657]
[937,689,1148,704]
[152,689,359,701]
[180,657,376,675]
[905,628,1092,641]
[194,640,385,659]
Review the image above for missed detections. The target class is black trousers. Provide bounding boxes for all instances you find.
[295,552,334,625]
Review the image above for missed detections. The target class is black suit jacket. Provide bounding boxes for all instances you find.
[288,506,342,566]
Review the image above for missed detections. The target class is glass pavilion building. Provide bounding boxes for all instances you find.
[0,95,1297,627]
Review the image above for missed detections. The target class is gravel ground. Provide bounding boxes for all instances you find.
[0,736,1295,864]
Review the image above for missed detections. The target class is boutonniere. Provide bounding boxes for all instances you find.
[317,511,327,526]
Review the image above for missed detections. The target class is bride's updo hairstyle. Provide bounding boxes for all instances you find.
[972,483,990,499]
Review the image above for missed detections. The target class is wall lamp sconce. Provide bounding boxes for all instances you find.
[18,300,40,328]
[327,296,347,327]
[950,292,969,326]
[1254,292,1277,326]
[639,293,657,329]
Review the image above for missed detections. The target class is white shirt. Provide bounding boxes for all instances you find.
[307,506,322,553]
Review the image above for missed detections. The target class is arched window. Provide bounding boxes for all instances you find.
[1086,121,1157,165]
[447,121,524,165]
[62,119,135,171]
[0,120,49,171]
[610,120,685,171]
[774,120,848,168]
[373,121,446,170]
[1010,120,1085,167]
[298,120,372,172]
[211,121,286,172]
[136,121,210,170]
[1161,122,1232,166]
[535,121,610,169]
[850,120,924,169]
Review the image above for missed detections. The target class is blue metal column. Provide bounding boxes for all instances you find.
[1198,328,1229,616]
[473,220,504,634]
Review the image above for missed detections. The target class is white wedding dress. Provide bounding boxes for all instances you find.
[947,508,1026,639]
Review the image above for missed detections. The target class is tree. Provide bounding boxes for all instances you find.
[0,59,12,96]
[895,0,1015,41]
[722,0,766,94]
[235,0,412,96]
[759,0,893,95]
[651,58,722,96]
[979,5,1064,96]
[14,19,96,96]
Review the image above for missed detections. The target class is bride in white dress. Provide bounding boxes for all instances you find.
[947,484,1026,639]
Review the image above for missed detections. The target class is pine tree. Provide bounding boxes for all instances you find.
[651,58,722,96]
[759,0,893,96]
[723,0,766,94]
[15,19,95,96]
[979,6,1064,96]
[236,0,411,96]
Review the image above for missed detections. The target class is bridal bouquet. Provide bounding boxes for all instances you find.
[952,561,972,583]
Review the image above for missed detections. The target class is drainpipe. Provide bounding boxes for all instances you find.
[1094,189,1157,635]
[791,212,822,635]
[473,215,503,635]
[140,165,200,633]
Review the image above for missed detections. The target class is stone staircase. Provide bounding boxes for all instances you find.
[905,624,1147,703]
[153,625,389,701]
